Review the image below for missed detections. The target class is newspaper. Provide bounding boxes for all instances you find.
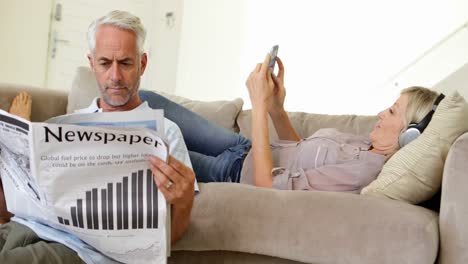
[0,109,170,264]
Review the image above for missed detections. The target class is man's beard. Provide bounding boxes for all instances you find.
[99,79,140,107]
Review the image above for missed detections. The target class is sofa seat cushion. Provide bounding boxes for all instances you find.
[170,250,305,264]
[173,183,438,264]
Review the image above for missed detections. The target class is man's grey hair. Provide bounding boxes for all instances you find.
[87,10,147,57]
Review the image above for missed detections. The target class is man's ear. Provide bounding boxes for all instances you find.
[87,54,95,72]
[140,53,148,76]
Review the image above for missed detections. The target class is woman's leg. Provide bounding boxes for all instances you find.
[139,90,251,182]
[188,141,250,183]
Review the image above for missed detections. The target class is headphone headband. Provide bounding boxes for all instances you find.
[412,93,445,133]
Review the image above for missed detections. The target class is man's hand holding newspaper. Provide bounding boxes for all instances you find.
[0,109,172,264]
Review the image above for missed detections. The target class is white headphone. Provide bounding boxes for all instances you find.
[398,93,445,148]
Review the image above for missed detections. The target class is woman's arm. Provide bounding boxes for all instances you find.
[268,57,301,142]
[251,106,273,187]
[269,109,301,142]
[246,55,275,188]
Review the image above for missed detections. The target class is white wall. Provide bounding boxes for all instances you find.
[0,0,52,88]
[175,0,468,115]
[391,23,468,98]
[146,0,184,94]
[175,0,242,101]
[434,61,468,98]
[2,0,468,117]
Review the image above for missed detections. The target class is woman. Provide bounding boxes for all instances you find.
[242,54,440,191]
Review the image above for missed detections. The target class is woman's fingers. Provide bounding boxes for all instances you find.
[276,56,284,80]
[260,53,271,74]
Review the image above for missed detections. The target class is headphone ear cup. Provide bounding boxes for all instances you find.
[399,127,421,148]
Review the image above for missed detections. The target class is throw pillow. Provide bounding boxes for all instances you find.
[361,91,468,204]
[67,67,100,113]
[155,91,243,132]
[67,66,244,132]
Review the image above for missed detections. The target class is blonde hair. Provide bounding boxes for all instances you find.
[400,86,440,127]
[87,10,146,58]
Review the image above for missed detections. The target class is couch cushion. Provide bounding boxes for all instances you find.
[237,110,378,140]
[0,83,67,122]
[68,67,244,132]
[361,91,468,204]
[174,183,438,264]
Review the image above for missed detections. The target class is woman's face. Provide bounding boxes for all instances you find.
[370,94,409,153]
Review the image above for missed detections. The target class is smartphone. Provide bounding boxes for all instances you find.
[268,45,279,72]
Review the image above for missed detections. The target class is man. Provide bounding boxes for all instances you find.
[82,10,195,245]
[0,10,195,263]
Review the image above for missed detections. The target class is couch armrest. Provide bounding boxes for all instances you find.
[438,132,468,264]
[174,183,438,264]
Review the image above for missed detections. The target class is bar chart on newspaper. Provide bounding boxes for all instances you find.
[57,169,159,231]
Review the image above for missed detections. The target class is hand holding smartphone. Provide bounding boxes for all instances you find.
[268,45,279,73]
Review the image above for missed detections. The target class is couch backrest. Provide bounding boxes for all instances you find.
[0,83,68,122]
[237,110,378,140]
[68,66,378,138]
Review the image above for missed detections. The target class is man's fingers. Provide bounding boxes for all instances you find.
[153,171,174,201]
[167,156,195,186]
[151,164,170,187]
[150,161,194,205]
[151,164,189,204]
[149,156,183,185]
[167,156,190,176]
[157,184,172,200]
[149,155,195,185]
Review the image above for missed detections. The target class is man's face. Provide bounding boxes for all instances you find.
[88,25,147,111]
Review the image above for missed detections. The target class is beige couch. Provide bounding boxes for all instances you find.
[1,78,467,264]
